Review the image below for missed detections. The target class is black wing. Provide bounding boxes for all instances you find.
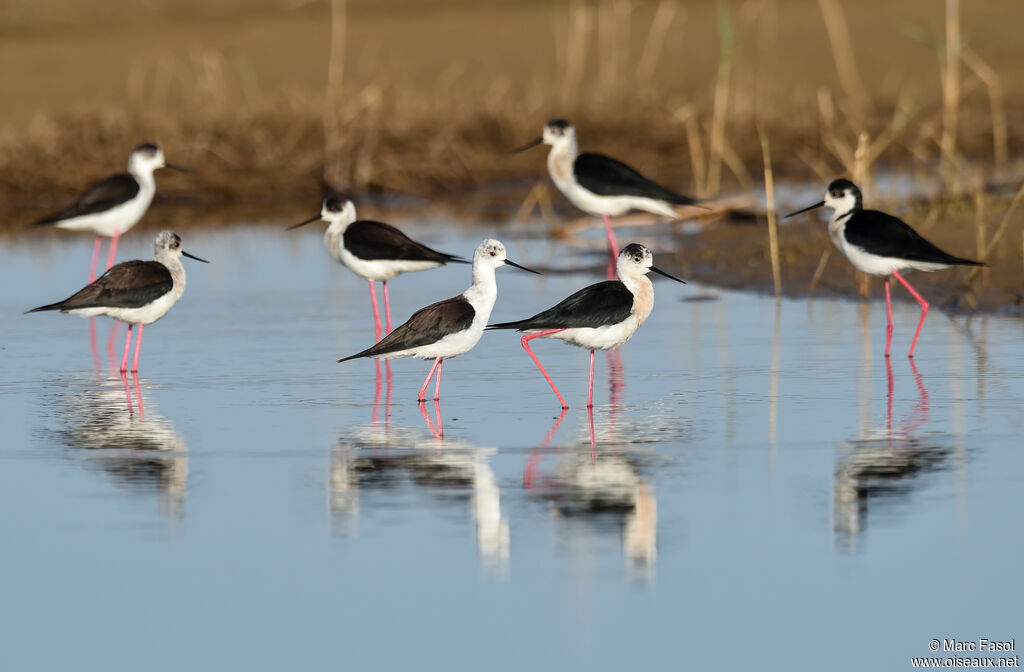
[339,296,475,361]
[27,260,172,313]
[575,153,698,205]
[488,280,633,331]
[33,173,140,226]
[846,210,982,266]
[344,221,467,263]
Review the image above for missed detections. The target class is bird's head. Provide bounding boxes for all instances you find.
[617,243,686,283]
[785,178,863,220]
[474,239,540,275]
[154,230,207,264]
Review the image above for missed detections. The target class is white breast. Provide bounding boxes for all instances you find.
[337,244,443,281]
[54,184,154,238]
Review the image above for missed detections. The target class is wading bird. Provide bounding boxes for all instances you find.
[27,230,207,373]
[32,143,190,281]
[786,178,983,358]
[488,243,684,408]
[513,119,701,272]
[289,195,468,341]
[339,239,539,401]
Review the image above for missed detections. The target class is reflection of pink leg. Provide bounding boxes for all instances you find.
[433,399,443,438]
[385,361,393,423]
[418,399,443,439]
[131,324,144,372]
[418,357,441,402]
[372,360,383,424]
[89,237,102,282]
[120,371,134,415]
[522,329,568,408]
[602,214,619,277]
[131,372,145,421]
[606,349,624,405]
[884,277,893,358]
[382,280,393,335]
[433,359,444,400]
[892,270,929,358]
[587,349,596,408]
[368,280,382,342]
[906,358,931,434]
[540,407,568,447]
[120,324,133,373]
[523,452,543,488]
[105,230,120,271]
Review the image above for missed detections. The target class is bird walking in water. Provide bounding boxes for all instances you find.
[27,231,207,373]
[786,179,983,358]
[32,143,190,282]
[339,239,539,401]
[288,195,468,341]
[488,243,685,408]
[513,119,701,275]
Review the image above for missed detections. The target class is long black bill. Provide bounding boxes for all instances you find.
[164,162,194,174]
[505,259,541,275]
[650,266,686,284]
[509,137,543,154]
[784,200,825,219]
[182,250,209,263]
[286,214,323,231]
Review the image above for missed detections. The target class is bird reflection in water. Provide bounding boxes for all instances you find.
[832,359,948,551]
[49,372,188,519]
[524,445,657,580]
[329,417,509,574]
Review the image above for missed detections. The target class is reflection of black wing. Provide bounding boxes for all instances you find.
[339,296,475,361]
[488,281,633,330]
[344,221,467,263]
[33,173,140,225]
[575,153,698,205]
[845,210,982,266]
[28,261,172,312]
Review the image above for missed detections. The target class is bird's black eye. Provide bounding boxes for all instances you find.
[830,190,843,198]
[489,251,496,257]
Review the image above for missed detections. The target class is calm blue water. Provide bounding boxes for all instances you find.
[1,222,1022,671]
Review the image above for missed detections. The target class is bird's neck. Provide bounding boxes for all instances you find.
[828,208,856,247]
[324,218,352,260]
[129,165,157,193]
[621,274,654,325]
[156,254,187,294]
[547,139,577,186]
[465,264,498,318]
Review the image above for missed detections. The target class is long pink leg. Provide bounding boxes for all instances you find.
[131,324,144,372]
[433,359,444,400]
[418,357,442,402]
[891,270,930,358]
[602,214,619,261]
[587,350,596,408]
[382,280,393,335]
[522,329,568,409]
[89,237,102,282]
[120,324,134,373]
[368,280,383,342]
[105,230,120,271]
[884,277,894,358]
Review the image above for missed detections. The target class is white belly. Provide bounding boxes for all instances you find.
[552,172,679,219]
[66,284,182,325]
[53,190,153,238]
[839,239,947,276]
[337,245,443,281]
[533,315,642,351]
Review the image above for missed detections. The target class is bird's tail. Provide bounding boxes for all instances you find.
[25,301,65,314]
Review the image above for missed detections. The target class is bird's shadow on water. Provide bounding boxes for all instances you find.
[35,369,188,519]
[831,359,954,552]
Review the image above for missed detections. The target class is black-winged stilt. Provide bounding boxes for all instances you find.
[338,239,539,401]
[27,230,207,373]
[786,179,982,358]
[288,195,468,341]
[32,143,190,282]
[513,119,701,271]
[487,243,684,408]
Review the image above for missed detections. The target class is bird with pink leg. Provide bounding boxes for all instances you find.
[27,231,207,373]
[488,243,685,409]
[31,143,191,282]
[786,179,983,358]
[288,195,468,343]
[513,119,702,277]
[339,239,539,402]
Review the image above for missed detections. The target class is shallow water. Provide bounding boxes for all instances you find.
[2,221,1023,671]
